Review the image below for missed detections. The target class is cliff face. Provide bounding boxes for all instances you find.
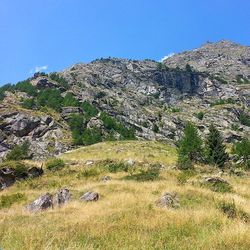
[0,40,249,159]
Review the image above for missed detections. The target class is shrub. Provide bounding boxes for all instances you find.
[0,83,14,101]
[0,161,28,178]
[69,114,85,145]
[80,168,100,178]
[50,73,70,89]
[0,193,26,209]
[239,113,250,127]
[210,98,235,107]
[203,181,232,193]
[5,141,30,161]
[81,101,98,118]
[195,111,204,120]
[46,158,65,171]
[177,170,196,185]
[63,93,79,107]
[82,127,102,146]
[107,162,128,173]
[37,89,63,111]
[233,138,250,169]
[21,98,36,109]
[152,124,159,133]
[124,163,161,182]
[15,80,37,96]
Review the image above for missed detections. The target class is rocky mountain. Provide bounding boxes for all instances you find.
[164,40,250,84]
[0,40,249,159]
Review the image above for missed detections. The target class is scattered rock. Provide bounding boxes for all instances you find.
[156,192,180,208]
[0,167,16,190]
[203,176,229,184]
[80,191,99,202]
[126,159,135,166]
[85,160,94,166]
[54,188,71,206]
[26,193,53,212]
[101,176,111,182]
[27,166,44,178]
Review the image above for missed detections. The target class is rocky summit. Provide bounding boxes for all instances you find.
[0,40,249,159]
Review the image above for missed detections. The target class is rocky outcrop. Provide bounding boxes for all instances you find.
[0,108,70,160]
[54,188,71,206]
[80,191,99,202]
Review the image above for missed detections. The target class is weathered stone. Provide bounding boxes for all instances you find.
[0,167,16,190]
[54,188,71,206]
[26,193,53,212]
[101,176,111,182]
[203,176,229,184]
[156,192,180,208]
[27,166,44,178]
[80,191,99,202]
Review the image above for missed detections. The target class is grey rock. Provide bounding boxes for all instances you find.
[80,191,99,202]
[101,176,111,182]
[0,167,16,190]
[26,193,53,212]
[203,176,229,184]
[27,166,44,178]
[54,188,71,206]
[156,192,180,208]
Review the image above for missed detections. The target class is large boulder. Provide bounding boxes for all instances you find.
[26,193,53,212]
[80,191,99,202]
[27,166,44,178]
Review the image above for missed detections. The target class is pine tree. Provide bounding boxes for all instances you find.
[205,124,228,169]
[177,122,203,169]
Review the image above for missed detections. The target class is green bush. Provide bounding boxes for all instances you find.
[239,113,250,127]
[0,193,26,209]
[107,162,128,173]
[210,98,235,107]
[203,181,232,193]
[81,101,99,118]
[217,200,249,222]
[15,80,37,96]
[21,98,36,109]
[0,83,14,101]
[46,158,65,171]
[124,163,161,182]
[177,170,196,185]
[37,89,63,111]
[63,93,79,107]
[233,138,250,169]
[82,127,102,145]
[195,111,204,120]
[50,73,70,89]
[0,161,28,178]
[5,141,30,161]
[81,168,100,178]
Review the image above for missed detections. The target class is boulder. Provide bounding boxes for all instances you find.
[26,193,53,212]
[101,176,111,182]
[0,167,16,190]
[203,176,229,184]
[54,188,71,206]
[156,192,180,208]
[80,191,99,202]
[27,166,44,178]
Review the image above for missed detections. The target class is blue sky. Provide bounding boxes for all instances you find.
[0,0,249,85]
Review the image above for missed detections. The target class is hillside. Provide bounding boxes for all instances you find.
[0,141,250,249]
[0,40,249,160]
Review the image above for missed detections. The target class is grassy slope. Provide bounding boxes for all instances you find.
[0,141,250,250]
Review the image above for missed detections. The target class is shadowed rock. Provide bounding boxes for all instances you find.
[0,167,16,190]
[54,188,71,206]
[156,192,180,208]
[26,193,53,212]
[27,166,44,178]
[80,191,99,202]
[203,176,229,184]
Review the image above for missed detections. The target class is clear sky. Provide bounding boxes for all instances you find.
[0,0,249,85]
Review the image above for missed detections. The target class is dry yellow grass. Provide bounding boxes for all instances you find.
[0,141,250,250]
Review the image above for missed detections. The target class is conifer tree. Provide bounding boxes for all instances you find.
[177,122,203,169]
[205,124,228,169]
